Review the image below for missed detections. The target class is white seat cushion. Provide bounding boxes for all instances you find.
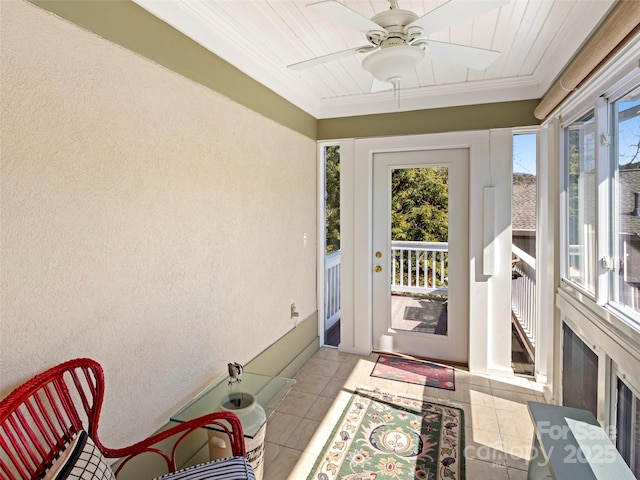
[152,456,256,480]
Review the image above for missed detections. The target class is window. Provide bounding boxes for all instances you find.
[612,86,640,316]
[323,145,341,346]
[512,133,537,257]
[511,133,537,376]
[562,82,640,324]
[565,111,596,294]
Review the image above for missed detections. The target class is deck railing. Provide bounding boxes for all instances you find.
[511,244,536,351]
[326,243,538,353]
[324,250,341,329]
[323,242,448,327]
[391,241,448,295]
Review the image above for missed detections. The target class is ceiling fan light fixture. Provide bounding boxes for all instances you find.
[361,45,424,84]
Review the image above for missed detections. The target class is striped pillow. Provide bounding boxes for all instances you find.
[153,456,256,480]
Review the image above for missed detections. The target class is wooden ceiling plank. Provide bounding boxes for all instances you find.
[530,0,615,90]
[484,0,527,80]
[466,8,500,82]
[518,0,576,77]
[499,0,548,79]
[282,0,363,97]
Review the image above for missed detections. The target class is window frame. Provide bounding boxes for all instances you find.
[560,69,640,334]
[607,78,640,325]
[561,108,598,299]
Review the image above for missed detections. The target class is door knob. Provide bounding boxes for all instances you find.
[375,265,382,272]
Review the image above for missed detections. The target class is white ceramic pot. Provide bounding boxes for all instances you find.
[216,392,267,480]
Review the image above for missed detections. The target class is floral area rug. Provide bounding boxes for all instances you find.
[306,389,465,480]
[371,355,455,391]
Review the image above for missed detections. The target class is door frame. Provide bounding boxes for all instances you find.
[371,149,469,363]
[333,130,514,375]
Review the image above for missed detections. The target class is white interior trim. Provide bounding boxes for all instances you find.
[335,130,513,375]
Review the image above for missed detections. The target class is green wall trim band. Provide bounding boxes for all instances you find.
[317,99,541,140]
[29,1,540,141]
[29,0,318,140]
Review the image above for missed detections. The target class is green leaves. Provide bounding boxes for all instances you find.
[391,167,448,242]
[324,154,449,252]
[325,146,341,254]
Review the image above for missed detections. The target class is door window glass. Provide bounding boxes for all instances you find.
[390,167,449,336]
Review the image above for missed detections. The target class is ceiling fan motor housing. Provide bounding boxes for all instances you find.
[368,9,422,48]
[371,8,418,32]
[371,8,418,31]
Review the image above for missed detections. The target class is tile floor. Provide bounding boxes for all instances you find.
[263,347,546,480]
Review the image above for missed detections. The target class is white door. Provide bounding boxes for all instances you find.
[372,149,469,364]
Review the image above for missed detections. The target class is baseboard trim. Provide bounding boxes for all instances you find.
[244,311,319,377]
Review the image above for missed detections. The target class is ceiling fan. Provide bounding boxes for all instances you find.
[288,0,509,93]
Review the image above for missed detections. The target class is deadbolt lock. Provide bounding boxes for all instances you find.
[375,251,382,258]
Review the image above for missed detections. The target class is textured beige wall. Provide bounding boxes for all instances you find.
[27,0,318,140]
[0,0,317,447]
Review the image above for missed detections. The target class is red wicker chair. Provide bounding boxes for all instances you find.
[0,358,255,479]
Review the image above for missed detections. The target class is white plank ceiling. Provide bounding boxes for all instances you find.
[133,0,616,119]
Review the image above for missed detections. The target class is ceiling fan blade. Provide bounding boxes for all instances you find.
[422,40,500,70]
[407,0,510,34]
[308,0,388,34]
[288,45,377,71]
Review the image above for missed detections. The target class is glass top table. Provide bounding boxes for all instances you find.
[170,372,295,439]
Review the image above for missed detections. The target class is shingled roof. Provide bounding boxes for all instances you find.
[512,181,536,231]
[511,167,640,234]
[618,166,640,234]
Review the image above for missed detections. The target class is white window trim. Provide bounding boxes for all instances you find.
[560,79,640,331]
[595,96,611,306]
[556,33,640,335]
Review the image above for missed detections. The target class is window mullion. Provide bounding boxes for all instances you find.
[595,96,610,305]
